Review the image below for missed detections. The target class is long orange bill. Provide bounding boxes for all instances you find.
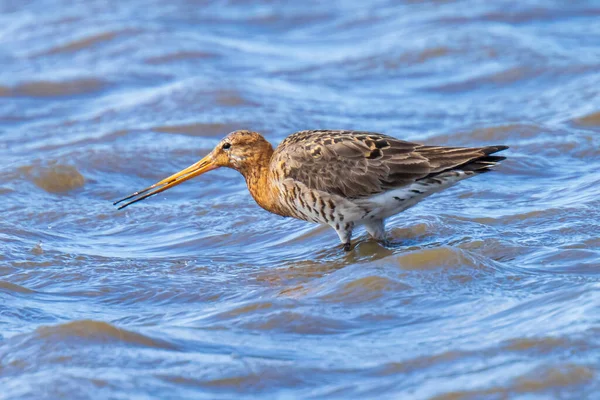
[113,155,217,210]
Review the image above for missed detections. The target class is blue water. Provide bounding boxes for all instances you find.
[1,1,600,398]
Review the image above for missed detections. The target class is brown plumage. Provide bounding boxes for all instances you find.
[114,130,508,251]
[274,130,507,198]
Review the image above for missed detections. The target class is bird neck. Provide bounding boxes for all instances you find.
[240,147,284,216]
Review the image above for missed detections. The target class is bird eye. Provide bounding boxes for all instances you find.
[222,143,231,150]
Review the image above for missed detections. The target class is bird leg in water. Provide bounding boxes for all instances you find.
[364,219,386,241]
[334,222,354,252]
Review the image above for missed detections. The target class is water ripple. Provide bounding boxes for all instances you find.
[1,0,600,398]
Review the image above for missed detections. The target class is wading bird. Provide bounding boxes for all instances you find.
[114,130,507,251]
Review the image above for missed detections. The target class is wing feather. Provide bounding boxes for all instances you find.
[272,130,507,199]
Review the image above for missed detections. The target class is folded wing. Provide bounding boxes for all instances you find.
[272,130,508,199]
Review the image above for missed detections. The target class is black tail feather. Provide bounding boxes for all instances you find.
[454,145,508,172]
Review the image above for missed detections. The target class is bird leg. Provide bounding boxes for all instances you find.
[364,219,386,242]
[334,222,354,252]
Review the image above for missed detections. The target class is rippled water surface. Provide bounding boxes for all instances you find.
[2,1,600,398]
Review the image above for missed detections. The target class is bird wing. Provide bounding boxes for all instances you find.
[271,130,507,199]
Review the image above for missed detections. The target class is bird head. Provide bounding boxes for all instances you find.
[114,130,272,209]
[211,130,273,172]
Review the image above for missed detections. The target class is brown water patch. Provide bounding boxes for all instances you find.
[514,364,596,392]
[321,276,412,303]
[502,336,574,354]
[278,284,312,299]
[145,51,218,64]
[432,364,595,400]
[40,30,127,55]
[200,368,305,390]
[412,47,451,63]
[573,111,600,127]
[387,222,433,242]
[215,302,274,319]
[0,280,36,294]
[159,365,305,392]
[354,240,395,257]
[380,46,452,69]
[35,320,176,349]
[257,258,349,289]
[391,247,481,271]
[20,164,85,193]
[431,67,538,93]
[563,237,600,250]
[381,351,465,375]
[240,311,353,334]
[216,90,256,107]
[0,78,106,98]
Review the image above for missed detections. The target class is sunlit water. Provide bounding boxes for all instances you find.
[1,1,600,398]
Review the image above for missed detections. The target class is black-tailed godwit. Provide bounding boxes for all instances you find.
[114,130,508,251]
